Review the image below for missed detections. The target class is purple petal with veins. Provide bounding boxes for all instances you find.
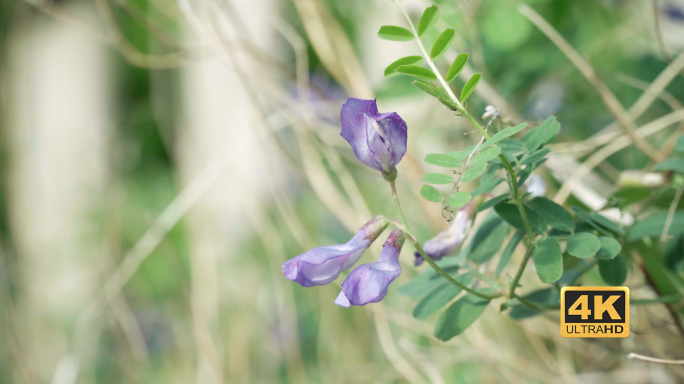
[335,229,405,307]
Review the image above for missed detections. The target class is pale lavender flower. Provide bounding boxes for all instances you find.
[414,200,476,266]
[340,98,407,181]
[334,229,405,307]
[283,216,389,287]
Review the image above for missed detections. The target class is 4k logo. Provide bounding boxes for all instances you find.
[561,287,629,338]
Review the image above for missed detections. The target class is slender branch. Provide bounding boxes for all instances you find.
[508,244,534,297]
[627,353,684,365]
[389,181,500,300]
[518,3,663,162]
[661,187,684,242]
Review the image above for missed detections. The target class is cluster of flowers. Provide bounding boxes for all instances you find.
[281,98,482,307]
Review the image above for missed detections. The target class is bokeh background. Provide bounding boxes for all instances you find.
[1,0,684,382]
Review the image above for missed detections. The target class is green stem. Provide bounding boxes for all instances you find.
[394,0,537,297]
[508,244,534,297]
[389,181,500,300]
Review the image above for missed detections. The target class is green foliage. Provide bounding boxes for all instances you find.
[508,288,560,320]
[378,25,414,41]
[449,191,471,208]
[398,261,462,300]
[477,193,510,212]
[431,29,456,60]
[420,184,443,202]
[425,153,463,167]
[472,178,504,197]
[526,197,575,232]
[411,80,458,109]
[384,56,424,77]
[595,237,621,260]
[521,117,558,153]
[628,212,684,240]
[396,65,438,80]
[460,73,482,103]
[496,231,524,277]
[567,233,601,258]
[471,146,501,164]
[533,237,563,283]
[434,290,492,341]
[467,214,508,264]
[675,136,684,154]
[413,273,473,320]
[655,159,684,173]
[481,123,527,150]
[494,202,547,233]
[520,147,551,165]
[446,53,469,83]
[598,254,627,286]
[417,5,439,37]
[423,173,454,184]
[461,163,487,182]
[571,206,613,236]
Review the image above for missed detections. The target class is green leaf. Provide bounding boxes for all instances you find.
[589,212,625,235]
[449,191,471,208]
[508,288,560,320]
[460,73,481,103]
[384,56,424,77]
[425,153,463,167]
[494,202,547,233]
[481,123,527,150]
[396,65,438,81]
[499,138,524,156]
[567,233,601,258]
[411,81,458,109]
[613,187,650,206]
[446,53,469,82]
[675,136,684,154]
[472,178,504,197]
[462,163,487,182]
[420,185,442,202]
[468,214,508,264]
[423,173,454,184]
[412,273,473,320]
[520,147,551,165]
[477,193,510,212]
[430,28,456,60]
[434,291,492,341]
[526,197,575,232]
[627,212,684,241]
[378,25,414,41]
[417,5,440,37]
[397,261,461,300]
[471,146,501,165]
[521,116,557,152]
[655,158,684,173]
[533,237,563,283]
[496,231,525,278]
[444,150,471,163]
[571,206,611,236]
[598,254,627,286]
[595,236,621,260]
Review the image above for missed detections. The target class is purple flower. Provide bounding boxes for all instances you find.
[340,98,407,181]
[334,229,405,307]
[414,200,476,266]
[283,216,389,287]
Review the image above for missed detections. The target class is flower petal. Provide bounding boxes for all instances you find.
[283,216,389,287]
[336,229,405,306]
[341,98,378,170]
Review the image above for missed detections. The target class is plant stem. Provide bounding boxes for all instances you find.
[389,181,500,300]
[394,0,537,297]
[508,244,534,297]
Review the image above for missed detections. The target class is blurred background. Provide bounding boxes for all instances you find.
[1,0,684,382]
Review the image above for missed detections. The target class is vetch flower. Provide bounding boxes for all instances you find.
[334,229,405,307]
[282,216,389,287]
[414,200,476,266]
[340,98,407,181]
